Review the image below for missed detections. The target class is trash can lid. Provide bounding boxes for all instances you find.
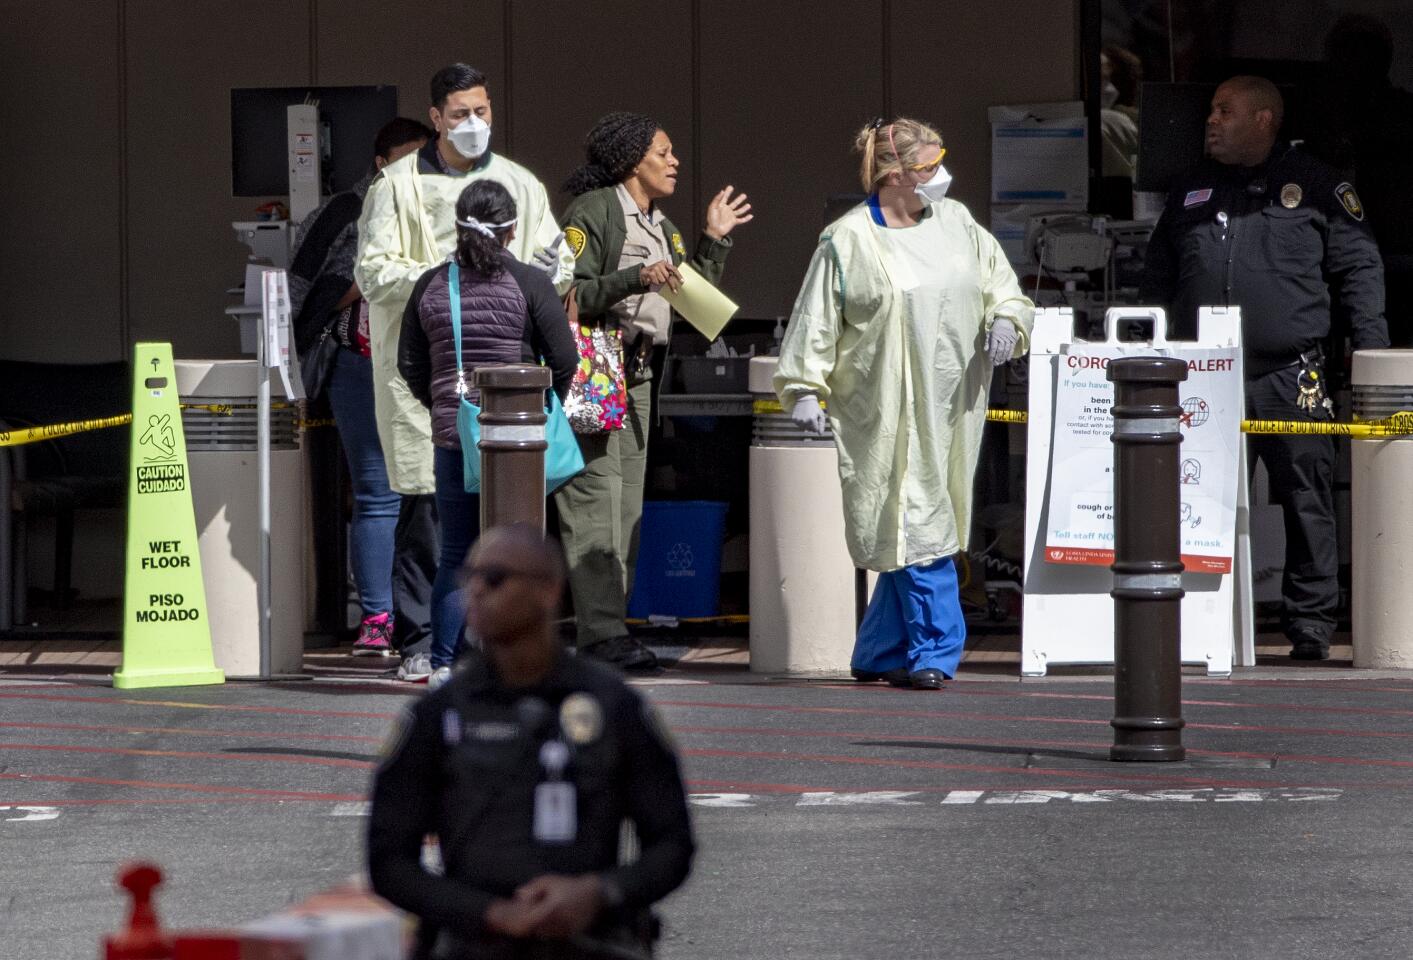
[1353,349,1413,388]
[175,359,298,400]
[748,356,778,394]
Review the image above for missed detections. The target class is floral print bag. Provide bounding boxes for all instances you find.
[562,286,628,433]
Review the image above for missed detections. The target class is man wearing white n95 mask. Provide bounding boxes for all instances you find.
[356,63,574,503]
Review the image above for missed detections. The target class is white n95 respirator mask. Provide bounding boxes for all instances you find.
[447,115,491,159]
[914,164,953,203]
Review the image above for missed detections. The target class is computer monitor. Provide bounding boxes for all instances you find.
[1134,82,1215,193]
[230,85,398,197]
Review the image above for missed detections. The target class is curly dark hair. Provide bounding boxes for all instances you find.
[563,112,661,196]
[454,179,516,278]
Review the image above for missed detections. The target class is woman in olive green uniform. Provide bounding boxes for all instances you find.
[557,112,751,669]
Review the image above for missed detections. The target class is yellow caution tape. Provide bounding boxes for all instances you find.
[0,401,322,448]
[1242,415,1413,438]
[0,413,135,448]
[983,408,1413,437]
[9,403,1413,449]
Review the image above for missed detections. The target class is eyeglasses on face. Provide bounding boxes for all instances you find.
[907,146,947,172]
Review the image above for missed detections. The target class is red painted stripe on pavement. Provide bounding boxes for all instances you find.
[0,771,362,801]
[0,690,397,720]
[0,721,381,743]
[0,796,350,808]
[658,697,1413,732]
[0,742,373,769]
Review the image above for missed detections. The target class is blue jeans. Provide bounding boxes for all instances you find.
[431,445,480,667]
[325,350,400,618]
[852,557,966,678]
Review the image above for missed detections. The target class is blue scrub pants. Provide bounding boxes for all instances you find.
[852,556,965,678]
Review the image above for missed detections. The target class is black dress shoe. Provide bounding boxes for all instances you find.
[582,636,659,671]
[1289,628,1331,661]
[851,667,910,684]
[909,669,947,690]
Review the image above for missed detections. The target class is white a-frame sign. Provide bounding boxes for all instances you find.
[1021,306,1255,677]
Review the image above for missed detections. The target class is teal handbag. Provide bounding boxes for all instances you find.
[448,261,585,495]
[543,388,586,493]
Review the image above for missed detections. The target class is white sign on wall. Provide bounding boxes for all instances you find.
[1044,345,1242,574]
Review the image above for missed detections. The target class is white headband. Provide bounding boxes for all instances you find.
[455,216,517,238]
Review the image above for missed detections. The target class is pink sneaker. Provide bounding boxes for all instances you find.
[352,613,395,657]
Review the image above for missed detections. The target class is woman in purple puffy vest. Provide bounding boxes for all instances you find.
[398,179,578,680]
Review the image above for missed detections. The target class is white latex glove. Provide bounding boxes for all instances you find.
[986,318,1020,366]
[789,395,828,435]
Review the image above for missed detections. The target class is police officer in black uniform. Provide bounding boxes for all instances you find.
[367,524,694,959]
[1142,75,1389,661]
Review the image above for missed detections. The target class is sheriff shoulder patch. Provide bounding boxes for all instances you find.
[671,232,686,257]
[565,226,587,259]
[1335,182,1364,221]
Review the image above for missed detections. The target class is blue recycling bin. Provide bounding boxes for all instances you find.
[627,500,729,619]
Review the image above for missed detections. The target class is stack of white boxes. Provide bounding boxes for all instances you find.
[987,101,1089,274]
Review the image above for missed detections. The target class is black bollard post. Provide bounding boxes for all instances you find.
[1107,356,1187,762]
[474,364,550,533]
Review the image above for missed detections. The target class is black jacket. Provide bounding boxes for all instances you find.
[367,651,694,956]
[398,254,578,448]
[1140,142,1388,376]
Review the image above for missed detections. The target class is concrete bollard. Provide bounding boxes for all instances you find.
[1351,349,1413,669]
[473,364,550,533]
[1108,356,1187,762]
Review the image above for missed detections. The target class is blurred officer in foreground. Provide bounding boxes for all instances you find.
[1142,75,1388,661]
[367,524,694,959]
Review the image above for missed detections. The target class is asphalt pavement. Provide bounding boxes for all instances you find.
[3,664,1412,959]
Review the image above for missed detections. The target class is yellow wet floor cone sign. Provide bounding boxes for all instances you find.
[114,343,224,689]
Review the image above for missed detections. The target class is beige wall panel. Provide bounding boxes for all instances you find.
[0,2,123,362]
[505,0,694,224]
[315,0,507,129]
[123,1,311,358]
[890,0,1079,222]
[698,1,885,318]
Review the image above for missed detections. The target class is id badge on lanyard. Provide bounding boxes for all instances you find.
[533,740,576,844]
